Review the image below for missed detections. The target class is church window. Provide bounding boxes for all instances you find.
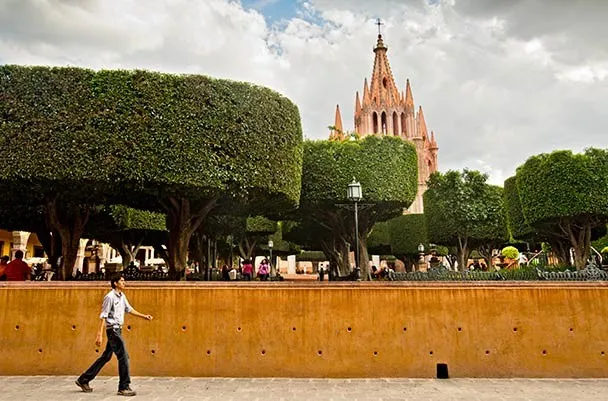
[373,112,379,133]
[401,113,406,135]
[381,112,387,135]
[382,77,388,88]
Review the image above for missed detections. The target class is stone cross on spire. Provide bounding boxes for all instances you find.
[375,18,384,36]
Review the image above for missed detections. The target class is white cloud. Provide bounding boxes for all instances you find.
[0,0,606,185]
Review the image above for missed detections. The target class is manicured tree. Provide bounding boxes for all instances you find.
[424,170,507,271]
[387,214,428,271]
[300,136,418,279]
[504,176,569,264]
[85,205,167,268]
[515,149,608,270]
[0,66,302,279]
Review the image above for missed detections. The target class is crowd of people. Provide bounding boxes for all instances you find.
[219,258,275,281]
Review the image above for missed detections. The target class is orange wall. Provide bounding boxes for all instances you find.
[1,281,608,378]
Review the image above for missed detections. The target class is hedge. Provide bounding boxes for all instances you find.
[0,65,303,210]
[388,214,428,256]
[301,136,418,208]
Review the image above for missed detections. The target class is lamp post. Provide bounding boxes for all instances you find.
[268,239,274,277]
[347,179,362,280]
[418,243,425,271]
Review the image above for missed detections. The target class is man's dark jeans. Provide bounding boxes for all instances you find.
[78,327,131,391]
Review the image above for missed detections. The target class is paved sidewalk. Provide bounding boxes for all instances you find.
[0,376,607,400]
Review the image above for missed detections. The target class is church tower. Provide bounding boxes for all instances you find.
[331,29,439,214]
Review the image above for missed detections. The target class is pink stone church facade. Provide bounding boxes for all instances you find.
[330,33,439,214]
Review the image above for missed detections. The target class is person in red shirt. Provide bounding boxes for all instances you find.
[4,250,31,281]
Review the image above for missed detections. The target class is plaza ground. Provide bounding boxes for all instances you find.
[0,376,607,400]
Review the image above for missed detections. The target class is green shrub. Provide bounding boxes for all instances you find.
[501,246,519,259]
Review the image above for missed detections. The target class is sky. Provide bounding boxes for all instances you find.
[0,0,606,185]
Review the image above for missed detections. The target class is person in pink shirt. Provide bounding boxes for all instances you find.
[242,260,253,281]
[258,259,270,281]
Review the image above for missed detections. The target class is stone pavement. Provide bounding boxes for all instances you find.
[0,376,607,400]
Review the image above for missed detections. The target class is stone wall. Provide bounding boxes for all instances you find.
[1,282,607,377]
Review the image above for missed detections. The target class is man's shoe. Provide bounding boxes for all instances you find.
[75,379,92,393]
[117,388,137,396]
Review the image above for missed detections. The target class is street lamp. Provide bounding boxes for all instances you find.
[418,243,425,271]
[268,239,274,277]
[347,179,362,279]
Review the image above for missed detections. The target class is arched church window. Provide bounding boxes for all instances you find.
[382,77,388,88]
[381,112,387,135]
[400,113,406,135]
[373,112,379,133]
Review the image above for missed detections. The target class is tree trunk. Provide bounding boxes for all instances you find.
[358,235,371,280]
[548,238,569,266]
[117,244,133,269]
[477,243,495,271]
[45,198,90,280]
[152,244,170,268]
[238,236,257,261]
[560,219,592,270]
[36,227,62,271]
[457,236,470,272]
[339,239,350,276]
[320,238,350,278]
[162,196,218,280]
[190,232,206,273]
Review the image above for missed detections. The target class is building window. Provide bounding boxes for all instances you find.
[373,112,379,133]
[381,112,387,134]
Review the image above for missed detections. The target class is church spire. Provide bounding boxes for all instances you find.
[368,29,400,107]
[355,91,362,115]
[334,104,343,133]
[329,104,345,141]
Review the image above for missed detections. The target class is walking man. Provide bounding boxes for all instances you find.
[76,274,153,396]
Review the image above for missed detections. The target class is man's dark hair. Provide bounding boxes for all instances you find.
[110,273,123,289]
[14,250,24,259]
[1,255,9,263]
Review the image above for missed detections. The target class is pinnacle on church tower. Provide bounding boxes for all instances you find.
[405,79,414,115]
[329,104,345,141]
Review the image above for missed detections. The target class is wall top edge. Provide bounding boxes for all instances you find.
[2,281,608,290]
